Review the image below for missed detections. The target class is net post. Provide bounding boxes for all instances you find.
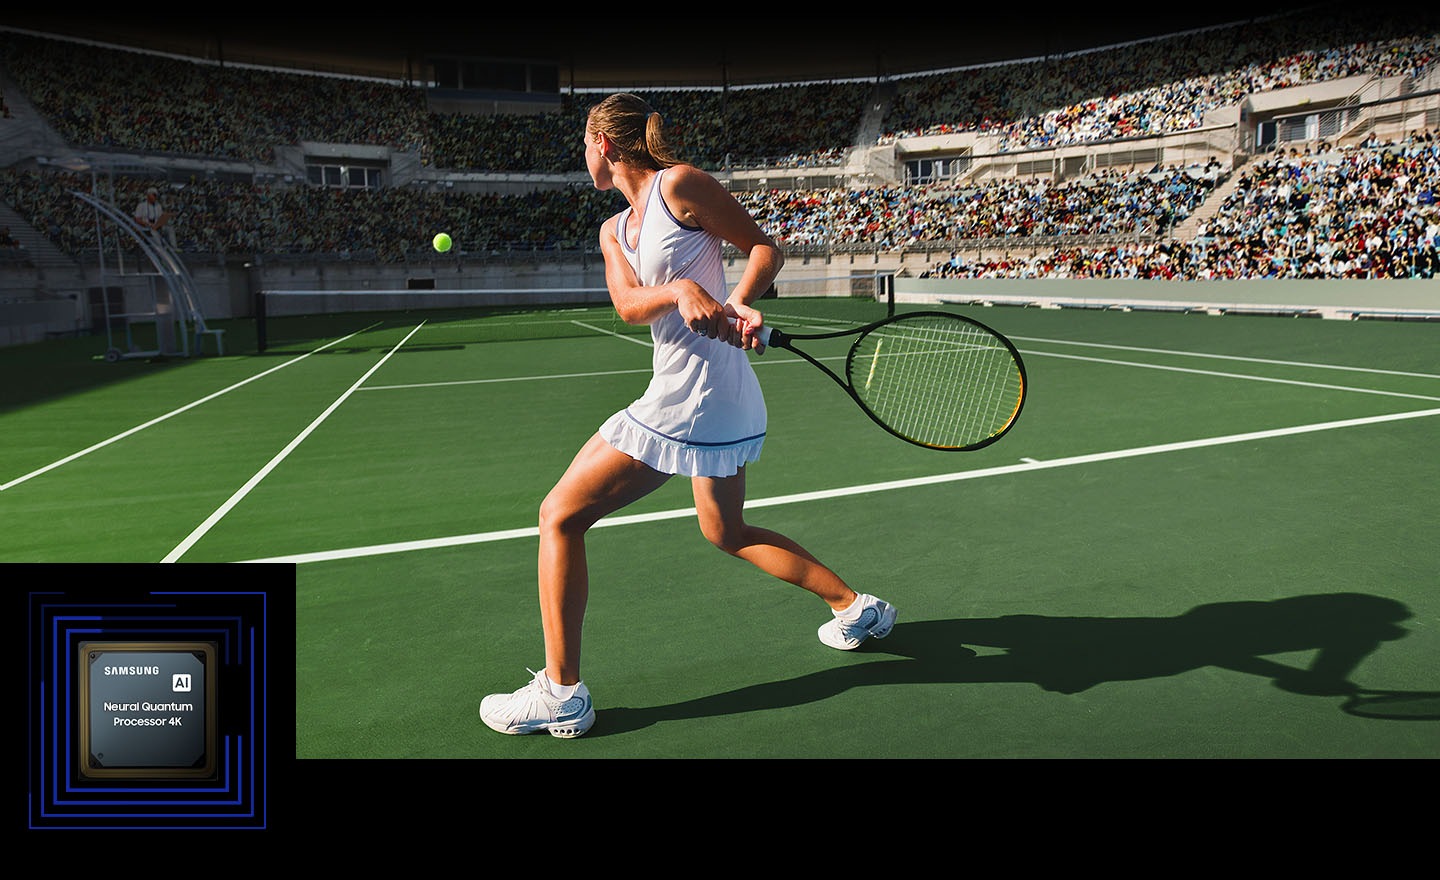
[255,290,267,353]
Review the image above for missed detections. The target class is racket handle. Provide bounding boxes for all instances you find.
[726,316,773,346]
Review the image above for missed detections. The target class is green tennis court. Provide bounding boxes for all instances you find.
[3,295,1436,758]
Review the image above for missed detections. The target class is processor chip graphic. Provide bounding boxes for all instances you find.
[78,641,218,779]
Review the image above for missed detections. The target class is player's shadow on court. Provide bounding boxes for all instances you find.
[594,592,1421,736]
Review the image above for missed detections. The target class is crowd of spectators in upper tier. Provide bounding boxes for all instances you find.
[2,10,1435,173]
[880,11,1439,153]
[0,31,868,172]
[0,8,1436,279]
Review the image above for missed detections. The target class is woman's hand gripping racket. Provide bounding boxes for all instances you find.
[742,310,1028,451]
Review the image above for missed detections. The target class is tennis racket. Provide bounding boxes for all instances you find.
[746,309,1027,451]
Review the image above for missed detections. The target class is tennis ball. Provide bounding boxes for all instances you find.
[433,232,452,253]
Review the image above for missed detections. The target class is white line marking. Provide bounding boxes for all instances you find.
[356,343,1437,401]
[359,351,813,392]
[363,367,653,391]
[163,324,426,563]
[1013,335,1440,379]
[0,327,378,492]
[1026,349,1440,401]
[238,406,1440,565]
[571,320,653,346]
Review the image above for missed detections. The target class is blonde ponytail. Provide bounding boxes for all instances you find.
[588,93,682,169]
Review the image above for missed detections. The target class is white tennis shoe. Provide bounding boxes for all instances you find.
[818,593,897,650]
[480,668,595,738]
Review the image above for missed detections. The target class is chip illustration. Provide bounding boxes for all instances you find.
[78,641,218,779]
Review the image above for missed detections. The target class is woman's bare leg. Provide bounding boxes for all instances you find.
[691,467,857,611]
[537,433,671,685]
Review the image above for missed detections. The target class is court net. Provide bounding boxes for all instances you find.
[255,272,893,352]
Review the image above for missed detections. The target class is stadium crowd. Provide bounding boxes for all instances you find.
[0,31,868,173]
[3,11,1435,173]
[0,8,1436,280]
[919,132,1440,279]
[739,158,1225,249]
[882,12,1438,152]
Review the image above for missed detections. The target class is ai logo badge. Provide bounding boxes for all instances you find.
[173,674,192,692]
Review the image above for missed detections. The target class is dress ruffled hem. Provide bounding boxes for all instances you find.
[600,410,764,478]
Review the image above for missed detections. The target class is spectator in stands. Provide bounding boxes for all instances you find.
[133,187,174,242]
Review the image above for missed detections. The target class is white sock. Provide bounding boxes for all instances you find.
[544,672,578,700]
[836,593,868,620]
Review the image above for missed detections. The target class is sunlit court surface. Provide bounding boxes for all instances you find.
[3,295,1437,759]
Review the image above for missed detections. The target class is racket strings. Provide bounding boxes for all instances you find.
[850,315,1024,449]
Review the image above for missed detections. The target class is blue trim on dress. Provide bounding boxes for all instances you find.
[623,409,765,447]
[618,207,637,256]
[656,169,703,231]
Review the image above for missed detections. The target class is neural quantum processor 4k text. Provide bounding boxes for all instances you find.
[77,641,219,780]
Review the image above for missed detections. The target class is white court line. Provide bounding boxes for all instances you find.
[362,346,1439,402]
[239,406,1440,565]
[1027,350,1440,402]
[364,367,652,391]
[570,320,653,346]
[0,327,378,492]
[360,352,812,392]
[162,324,426,563]
[1013,335,1440,379]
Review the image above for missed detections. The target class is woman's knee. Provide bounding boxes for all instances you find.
[699,516,747,555]
[539,489,592,535]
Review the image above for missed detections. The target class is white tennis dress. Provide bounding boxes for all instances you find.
[598,168,766,477]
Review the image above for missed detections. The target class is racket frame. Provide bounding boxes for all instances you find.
[761,310,1027,451]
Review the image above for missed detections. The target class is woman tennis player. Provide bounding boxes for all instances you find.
[479,93,897,738]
